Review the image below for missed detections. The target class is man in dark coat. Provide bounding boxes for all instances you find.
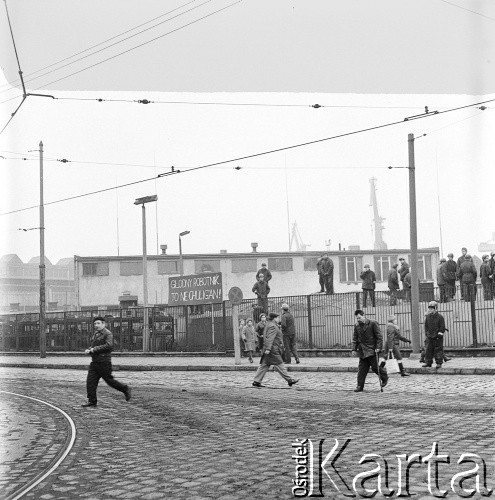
[436,258,447,303]
[387,264,399,305]
[252,313,298,388]
[456,248,468,299]
[281,303,299,364]
[256,263,272,283]
[360,264,376,307]
[457,254,477,302]
[252,275,270,313]
[398,258,410,283]
[319,253,334,294]
[422,301,446,368]
[351,309,388,392]
[442,253,457,300]
[82,316,131,407]
[480,255,493,301]
[316,256,325,293]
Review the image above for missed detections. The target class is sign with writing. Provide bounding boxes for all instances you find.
[168,272,223,305]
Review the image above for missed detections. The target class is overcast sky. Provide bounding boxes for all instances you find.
[1,0,494,263]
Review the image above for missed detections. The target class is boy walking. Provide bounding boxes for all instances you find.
[383,315,411,377]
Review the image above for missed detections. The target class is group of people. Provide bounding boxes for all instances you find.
[436,248,495,303]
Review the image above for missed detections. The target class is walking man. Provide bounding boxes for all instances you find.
[422,301,446,369]
[252,313,299,388]
[82,316,131,407]
[252,274,270,313]
[281,303,299,364]
[383,315,411,377]
[351,309,388,392]
[360,264,376,307]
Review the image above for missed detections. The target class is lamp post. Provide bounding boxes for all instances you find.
[134,195,158,352]
[179,230,190,276]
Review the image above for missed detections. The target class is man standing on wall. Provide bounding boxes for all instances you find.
[360,264,376,307]
[82,316,131,408]
[256,262,272,283]
[387,263,399,306]
[443,253,457,300]
[320,253,334,294]
[281,303,300,364]
[252,274,270,314]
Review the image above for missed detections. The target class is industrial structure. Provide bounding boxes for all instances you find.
[369,177,387,250]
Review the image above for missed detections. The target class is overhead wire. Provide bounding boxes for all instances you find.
[437,0,495,21]
[1,96,493,217]
[0,0,200,93]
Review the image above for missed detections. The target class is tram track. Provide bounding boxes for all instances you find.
[0,391,76,500]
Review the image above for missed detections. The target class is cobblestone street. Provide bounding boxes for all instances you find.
[0,367,494,499]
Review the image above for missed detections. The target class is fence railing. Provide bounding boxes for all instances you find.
[0,284,493,353]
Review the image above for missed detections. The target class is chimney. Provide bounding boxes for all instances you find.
[220,249,227,254]
[251,242,258,252]
[160,244,167,255]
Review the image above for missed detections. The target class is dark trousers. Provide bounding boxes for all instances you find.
[323,274,334,294]
[357,354,387,388]
[318,274,325,292]
[438,285,447,303]
[388,287,398,305]
[445,280,456,299]
[283,334,299,363]
[257,297,269,313]
[482,282,494,301]
[424,336,444,366]
[363,289,375,307]
[86,360,128,404]
[462,283,477,302]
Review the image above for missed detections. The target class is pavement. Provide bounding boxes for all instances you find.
[0,353,494,375]
[0,365,493,499]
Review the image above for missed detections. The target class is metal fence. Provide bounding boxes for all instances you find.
[0,284,493,353]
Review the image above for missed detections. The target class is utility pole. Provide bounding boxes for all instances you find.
[39,141,46,358]
[408,134,420,355]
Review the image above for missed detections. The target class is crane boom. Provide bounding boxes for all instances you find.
[369,178,387,250]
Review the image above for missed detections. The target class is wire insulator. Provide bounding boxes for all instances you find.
[312,104,322,108]
[138,99,151,104]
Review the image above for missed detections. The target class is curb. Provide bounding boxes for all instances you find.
[1,363,493,375]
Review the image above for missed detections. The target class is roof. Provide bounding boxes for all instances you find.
[0,254,23,265]
[28,256,53,266]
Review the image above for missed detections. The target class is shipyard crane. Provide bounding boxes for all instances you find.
[369,177,387,250]
[290,221,311,251]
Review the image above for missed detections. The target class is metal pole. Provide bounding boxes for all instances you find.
[408,133,421,355]
[39,141,46,358]
[142,204,150,352]
[179,236,183,275]
[232,304,241,365]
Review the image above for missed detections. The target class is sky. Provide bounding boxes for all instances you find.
[0,0,494,264]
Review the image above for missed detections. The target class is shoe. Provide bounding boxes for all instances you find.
[422,364,432,368]
[81,402,97,408]
[124,386,132,402]
[381,376,388,388]
[295,358,300,364]
[443,356,451,362]
[400,371,410,377]
[252,381,263,388]
[288,379,299,387]
[354,386,364,392]
[249,358,253,363]
[436,364,442,369]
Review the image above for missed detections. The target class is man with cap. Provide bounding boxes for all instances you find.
[398,258,410,284]
[422,301,446,368]
[442,253,457,300]
[318,253,334,294]
[351,309,388,392]
[457,254,477,302]
[480,254,494,301]
[281,303,299,364]
[252,312,299,388]
[252,274,270,314]
[436,258,447,303]
[82,316,131,407]
[387,263,400,306]
[384,315,411,376]
[256,263,272,283]
[456,248,468,299]
[360,264,376,307]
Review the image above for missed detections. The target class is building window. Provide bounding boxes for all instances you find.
[373,255,398,281]
[232,259,257,273]
[194,260,220,273]
[82,262,109,276]
[120,261,143,276]
[158,260,178,275]
[339,256,363,282]
[304,257,319,271]
[267,257,293,272]
[417,255,433,281]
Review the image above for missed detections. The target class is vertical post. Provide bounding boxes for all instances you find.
[470,284,478,348]
[211,303,215,346]
[179,236,183,275]
[232,304,241,365]
[355,292,361,310]
[142,204,150,352]
[307,295,313,349]
[39,141,46,358]
[408,133,421,355]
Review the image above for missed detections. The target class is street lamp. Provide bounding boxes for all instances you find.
[134,194,158,352]
[179,230,190,276]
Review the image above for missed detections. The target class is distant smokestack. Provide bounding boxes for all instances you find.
[160,245,167,255]
[251,242,258,252]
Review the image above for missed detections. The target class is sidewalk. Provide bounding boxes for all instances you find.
[1,353,494,374]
